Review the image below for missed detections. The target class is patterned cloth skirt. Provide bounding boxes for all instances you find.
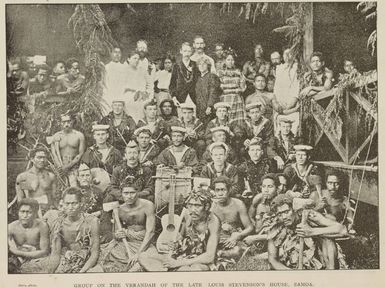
[220,93,246,125]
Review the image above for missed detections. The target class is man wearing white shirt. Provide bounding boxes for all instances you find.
[103,47,126,115]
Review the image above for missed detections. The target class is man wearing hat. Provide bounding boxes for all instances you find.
[238,137,277,200]
[101,98,136,154]
[155,126,199,175]
[243,101,274,157]
[137,99,170,150]
[201,126,238,165]
[205,102,242,147]
[179,102,206,158]
[50,112,86,187]
[134,126,161,168]
[200,142,240,197]
[283,144,322,198]
[81,124,123,175]
[271,118,298,169]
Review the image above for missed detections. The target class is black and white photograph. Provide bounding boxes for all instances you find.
[5,0,379,280]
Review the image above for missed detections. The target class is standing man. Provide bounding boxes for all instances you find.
[169,42,199,107]
[136,40,154,76]
[55,58,85,97]
[81,124,123,175]
[190,35,216,74]
[301,52,334,98]
[101,182,155,272]
[139,188,220,271]
[15,147,57,214]
[211,176,254,261]
[155,126,200,176]
[48,187,102,273]
[269,51,282,77]
[212,42,226,73]
[101,98,136,154]
[103,47,126,114]
[242,44,271,96]
[8,198,50,273]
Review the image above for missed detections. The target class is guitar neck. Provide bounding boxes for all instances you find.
[168,174,176,225]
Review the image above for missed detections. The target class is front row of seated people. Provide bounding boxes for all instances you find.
[9,167,350,273]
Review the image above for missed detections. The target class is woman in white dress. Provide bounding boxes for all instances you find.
[122,50,154,123]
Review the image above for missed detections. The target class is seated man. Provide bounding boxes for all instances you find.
[76,163,104,217]
[81,124,123,175]
[271,118,297,170]
[48,187,102,273]
[300,52,333,98]
[205,102,242,147]
[277,173,289,195]
[211,176,254,262]
[311,171,353,229]
[100,182,155,272]
[139,188,220,271]
[283,144,322,199]
[201,126,238,165]
[8,198,50,273]
[179,102,206,159]
[155,126,199,176]
[267,194,348,270]
[28,63,52,96]
[201,142,240,197]
[159,99,180,127]
[238,138,277,200]
[243,102,275,160]
[134,126,161,168]
[137,99,170,150]
[248,174,279,233]
[101,98,136,154]
[15,147,57,215]
[55,58,85,97]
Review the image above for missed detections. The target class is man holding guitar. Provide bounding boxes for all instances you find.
[139,188,220,271]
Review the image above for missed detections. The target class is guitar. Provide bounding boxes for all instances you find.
[156,174,185,254]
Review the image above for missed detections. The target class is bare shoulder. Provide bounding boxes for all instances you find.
[208,213,220,230]
[8,220,19,232]
[36,219,49,230]
[16,170,28,181]
[231,197,247,210]
[140,199,155,212]
[73,130,85,139]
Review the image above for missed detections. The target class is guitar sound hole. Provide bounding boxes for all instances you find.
[167,224,175,232]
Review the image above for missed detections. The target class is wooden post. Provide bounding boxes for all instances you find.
[303,2,314,66]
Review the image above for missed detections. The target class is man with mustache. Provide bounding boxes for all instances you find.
[48,187,102,273]
[51,112,86,186]
[268,194,348,270]
[139,188,220,271]
[15,147,58,214]
[211,176,254,262]
[81,124,123,175]
[101,182,155,272]
[8,198,50,273]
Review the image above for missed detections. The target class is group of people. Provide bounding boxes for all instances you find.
[8,35,359,273]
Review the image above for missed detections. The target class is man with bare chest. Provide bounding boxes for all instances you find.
[8,198,50,273]
[15,147,57,214]
[48,187,101,273]
[211,176,254,261]
[51,113,85,186]
[101,183,155,272]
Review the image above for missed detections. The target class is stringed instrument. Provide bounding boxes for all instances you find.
[156,174,184,253]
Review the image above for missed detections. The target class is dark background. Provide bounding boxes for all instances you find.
[6,2,377,74]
